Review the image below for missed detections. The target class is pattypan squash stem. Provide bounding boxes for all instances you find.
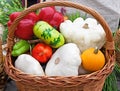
[94,47,98,54]
[55,57,60,64]
[82,23,89,29]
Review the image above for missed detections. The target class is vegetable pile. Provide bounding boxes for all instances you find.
[1,1,119,91]
[7,6,107,77]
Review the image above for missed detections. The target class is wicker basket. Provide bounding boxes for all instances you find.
[0,37,7,90]
[114,28,120,65]
[4,1,115,91]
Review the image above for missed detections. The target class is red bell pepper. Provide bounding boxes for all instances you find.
[9,12,39,23]
[32,43,53,63]
[38,6,64,29]
[15,19,34,40]
[24,12,39,23]
[8,12,39,40]
[9,12,21,22]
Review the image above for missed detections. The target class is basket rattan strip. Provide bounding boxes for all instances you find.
[0,37,7,90]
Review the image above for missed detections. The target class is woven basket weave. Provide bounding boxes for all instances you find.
[4,1,115,91]
[114,28,120,65]
[0,37,7,90]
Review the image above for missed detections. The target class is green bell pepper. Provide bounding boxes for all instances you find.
[12,40,30,57]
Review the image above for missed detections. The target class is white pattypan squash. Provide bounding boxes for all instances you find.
[15,54,45,76]
[60,17,106,52]
[45,43,81,76]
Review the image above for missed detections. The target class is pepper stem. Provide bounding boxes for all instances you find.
[94,47,98,54]
[82,23,89,29]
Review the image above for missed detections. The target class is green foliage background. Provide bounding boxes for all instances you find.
[0,0,23,43]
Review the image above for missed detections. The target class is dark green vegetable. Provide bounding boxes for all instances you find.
[114,63,120,77]
[12,40,30,57]
[102,64,118,91]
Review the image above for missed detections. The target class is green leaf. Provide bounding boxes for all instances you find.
[114,63,120,75]
[102,64,118,91]
[67,11,80,22]
[67,11,87,22]
[0,0,24,43]
[2,28,8,44]
[0,0,24,27]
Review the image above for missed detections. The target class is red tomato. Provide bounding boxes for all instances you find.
[32,43,52,63]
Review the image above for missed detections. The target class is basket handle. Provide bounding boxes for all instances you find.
[7,1,114,52]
